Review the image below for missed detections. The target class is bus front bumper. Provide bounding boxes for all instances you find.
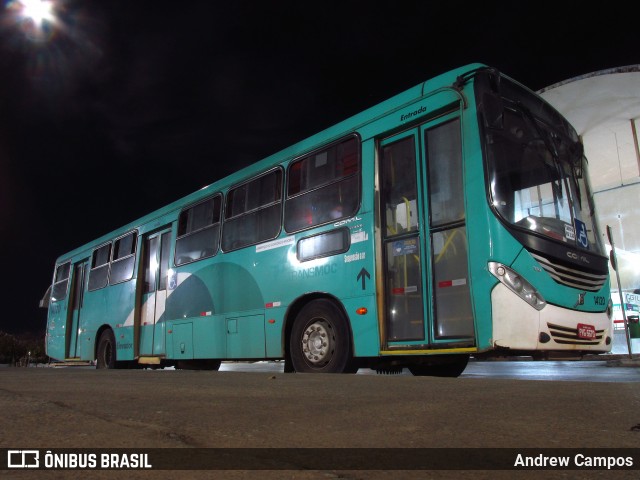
[491,283,612,353]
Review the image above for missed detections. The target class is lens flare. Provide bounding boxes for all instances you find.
[19,0,56,27]
[5,0,58,41]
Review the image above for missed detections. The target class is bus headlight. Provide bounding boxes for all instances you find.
[489,262,546,311]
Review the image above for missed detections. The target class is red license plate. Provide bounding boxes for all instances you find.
[577,323,596,340]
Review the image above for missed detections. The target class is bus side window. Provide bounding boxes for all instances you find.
[426,119,464,226]
[175,195,221,266]
[222,170,282,251]
[284,136,360,233]
[381,137,419,236]
[88,243,111,291]
[110,231,137,284]
[50,261,71,301]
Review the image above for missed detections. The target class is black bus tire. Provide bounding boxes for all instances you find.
[290,299,353,373]
[96,329,117,369]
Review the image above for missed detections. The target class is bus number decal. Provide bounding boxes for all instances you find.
[594,296,606,306]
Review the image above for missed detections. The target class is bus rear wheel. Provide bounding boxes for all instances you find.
[290,299,353,373]
[96,329,117,369]
[408,355,469,377]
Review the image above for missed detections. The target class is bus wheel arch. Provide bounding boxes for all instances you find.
[285,295,357,373]
[95,327,117,369]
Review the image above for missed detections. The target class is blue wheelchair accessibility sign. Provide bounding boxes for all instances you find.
[575,219,589,248]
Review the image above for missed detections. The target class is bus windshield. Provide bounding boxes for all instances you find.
[477,71,605,256]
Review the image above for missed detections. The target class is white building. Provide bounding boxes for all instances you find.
[539,66,640,353]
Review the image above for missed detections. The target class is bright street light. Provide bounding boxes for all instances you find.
[20,0,56,27]
[6,0,58,40]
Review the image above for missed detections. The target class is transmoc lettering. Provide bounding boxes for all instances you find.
[292,264,338,280]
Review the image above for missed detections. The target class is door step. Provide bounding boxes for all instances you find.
[50,360,94,367]
[138,356,161,365]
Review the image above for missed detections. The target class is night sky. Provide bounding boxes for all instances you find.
[0,0,637,335]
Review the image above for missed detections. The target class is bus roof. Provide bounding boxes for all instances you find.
[55,62,487,263]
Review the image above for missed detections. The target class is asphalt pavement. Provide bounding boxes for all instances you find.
[0,365,639,479]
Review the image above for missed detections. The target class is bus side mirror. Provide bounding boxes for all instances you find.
[606,226,617,271]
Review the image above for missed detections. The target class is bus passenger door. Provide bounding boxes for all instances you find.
[139,230,171,356]
[379,131,427,344]
[378,118,474,350]
[67,260,88,359]
[420,119,474,345]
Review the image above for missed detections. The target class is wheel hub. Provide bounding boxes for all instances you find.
[302,320,333,365]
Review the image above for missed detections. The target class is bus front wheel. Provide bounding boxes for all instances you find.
[96,329,117,369]
[290,299,353,373]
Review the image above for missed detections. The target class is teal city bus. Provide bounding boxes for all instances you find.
[42,64,613,375]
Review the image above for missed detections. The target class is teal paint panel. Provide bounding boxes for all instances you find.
[166,262,264,321]
[264,307,285,358]
[46,333,65,362]
[226,315,265,359]
[192,316,226,359]
[171,322,193,360]
[341,296,379,357]
[113,326,134,361]
[139,324,154,356]
[76,279,137,361]
[45,301,66,361]
[153,321,166,355]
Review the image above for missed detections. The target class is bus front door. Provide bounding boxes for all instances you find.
[378,118,475,351]
[66,260,88,359]
[139,230,171,357]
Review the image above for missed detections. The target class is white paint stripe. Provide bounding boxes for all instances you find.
[256,236,296,253]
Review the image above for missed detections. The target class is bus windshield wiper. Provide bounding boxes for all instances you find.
[517,101,566,200]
